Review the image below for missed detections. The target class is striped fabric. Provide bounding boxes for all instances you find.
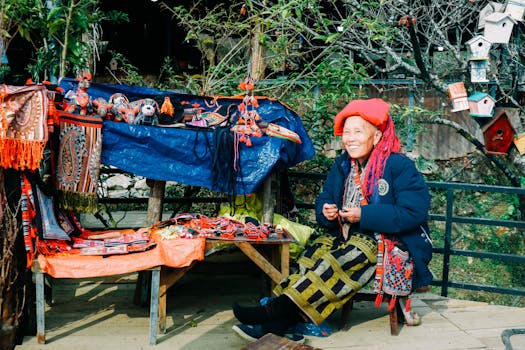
[21,173,38,269]
[56,112,103,213]
[274,234,377,325]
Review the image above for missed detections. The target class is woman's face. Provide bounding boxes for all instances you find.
[341,116,382,164]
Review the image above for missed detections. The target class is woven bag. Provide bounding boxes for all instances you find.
[373,234,415,311]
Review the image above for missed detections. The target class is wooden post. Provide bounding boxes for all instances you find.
[261,173,275,225]
[134,179,166,306]
[146,180,166,226]
[250,22,266,80]
[250,21,274,226]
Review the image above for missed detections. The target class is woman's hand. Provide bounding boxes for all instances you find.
[339,207,361,223]
[322,203,339,221]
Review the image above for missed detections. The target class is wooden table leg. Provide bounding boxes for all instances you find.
[280,242,289,278]
[234,242,282,285]
[35,268,46,344]
[149,267,161,345]
[158,265,194,334]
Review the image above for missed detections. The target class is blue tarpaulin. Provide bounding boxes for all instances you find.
[59,78,315,194]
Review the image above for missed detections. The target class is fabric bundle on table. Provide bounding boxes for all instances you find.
[55,112,103,213]
[0,84,49,170]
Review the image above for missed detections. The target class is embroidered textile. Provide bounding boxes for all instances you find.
[340,160,367,239]
[21,173,38,269]
[56,112,103,213]
[0,84,48,170]
[274,234,377,325]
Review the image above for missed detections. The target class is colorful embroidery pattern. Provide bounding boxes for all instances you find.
[0,84,48,170]
[56,112,103,213]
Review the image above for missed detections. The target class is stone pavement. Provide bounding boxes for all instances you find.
[16,272,525,350]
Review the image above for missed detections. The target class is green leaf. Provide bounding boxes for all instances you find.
[325,33,339,43]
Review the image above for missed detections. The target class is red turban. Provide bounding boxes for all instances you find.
[333,98,390,136]
[333,98,401,198]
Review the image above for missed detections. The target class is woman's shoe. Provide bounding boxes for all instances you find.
[232,302,270,325]
[232,324,305,344]
[398,297,421,326]
[232,324,264,341]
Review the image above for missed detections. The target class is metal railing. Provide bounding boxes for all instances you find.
[426,181,525,298]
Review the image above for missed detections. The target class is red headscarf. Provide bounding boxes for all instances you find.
[333,98,401,197]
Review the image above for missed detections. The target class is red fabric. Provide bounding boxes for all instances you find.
[333,98,390,136]
[37,236,206,278]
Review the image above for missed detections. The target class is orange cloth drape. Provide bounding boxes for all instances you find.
[37,237,205,278]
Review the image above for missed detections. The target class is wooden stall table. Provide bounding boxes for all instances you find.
[55,78,315,343]
[32,236,206,346]
[157,233,294,334]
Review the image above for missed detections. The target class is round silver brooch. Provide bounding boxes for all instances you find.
[378,179,389,196]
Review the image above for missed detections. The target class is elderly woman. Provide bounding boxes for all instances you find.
[232,98,433,342]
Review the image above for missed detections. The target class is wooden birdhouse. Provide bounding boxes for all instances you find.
[448,82,469,112]
[478,2,505,29]
[469,60,490,83]
[483,12,517,43]
[513,132,525,155]
[466,35,492,60]
[481,109,516,155]
[505,0,525,21]
[468,92,496,117]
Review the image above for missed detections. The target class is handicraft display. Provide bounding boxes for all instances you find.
[151,213,295,242]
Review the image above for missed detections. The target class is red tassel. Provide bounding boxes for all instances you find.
[374,293,383,308]
[387,296,396,311]
[405,297,411,312]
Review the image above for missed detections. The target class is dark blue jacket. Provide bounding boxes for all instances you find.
[315,151,433,289]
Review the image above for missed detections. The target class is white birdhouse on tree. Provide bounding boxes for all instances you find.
[483,12,517,43]
[466,35,492,60]
[448,82,469,112]
[470,60,490,83]
[468,92,496,118]
[478,2,505,29]
[505,0,525,21]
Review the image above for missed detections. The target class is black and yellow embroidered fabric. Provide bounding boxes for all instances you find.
[274,234,377,325]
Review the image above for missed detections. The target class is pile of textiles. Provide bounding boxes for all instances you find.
[38,228,157,257]
[150,213,294,242]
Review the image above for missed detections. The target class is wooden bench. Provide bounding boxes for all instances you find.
[340,290,403,335]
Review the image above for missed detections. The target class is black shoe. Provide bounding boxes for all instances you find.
[232,302,270,325]
[283,332,305,343]
[232,324,264,342]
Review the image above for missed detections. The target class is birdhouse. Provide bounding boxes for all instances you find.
[478,2,505,29]
[483,12,517,43]
[469,60,490,83]
[513,132,525,155]
[481,109,516,155]
[468,92,496,118]
[466,35,492,60]
[505,0,525,21]
[448,82,469,112]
